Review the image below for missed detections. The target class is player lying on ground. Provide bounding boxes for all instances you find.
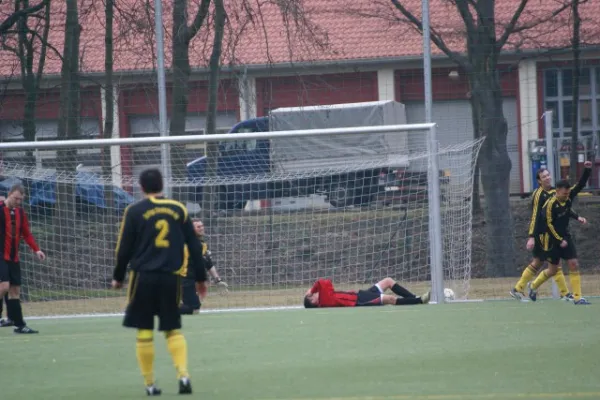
[528,169,592,305]
[112,168,209,396]
[180,219,228,315]
[510,167,582,301]
[0,185,45,333]
[303,277,430,308]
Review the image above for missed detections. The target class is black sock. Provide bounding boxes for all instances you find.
[0,295,4,317]
[395,297,422,305]
[6,299,25,327]
[392,283,416,298]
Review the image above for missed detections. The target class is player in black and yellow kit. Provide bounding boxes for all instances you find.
[179,220,228,315]
[510,168,574,301]
[528,161,592,305]
[112,169,209,396]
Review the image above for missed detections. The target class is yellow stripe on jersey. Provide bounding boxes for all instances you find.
[528,188,543,236]
[115,204,132,256]
[545,197,563,241]
[148,197,189,222]
[175,245,190,277]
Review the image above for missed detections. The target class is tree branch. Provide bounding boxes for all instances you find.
[35,0,50,91]
[453,0,476,34]
[496,0,529,50]
[187,0,211,40]
[0,0,48,35]
[28,28,64,64]
[390,0,471,70]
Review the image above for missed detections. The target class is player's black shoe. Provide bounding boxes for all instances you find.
[527,282,537,302]
[145,385,162,396]
[14,325,38,334]
[178,377,192,394]
[0,318,14,327]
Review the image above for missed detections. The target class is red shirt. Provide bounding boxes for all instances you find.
[309,279,358,307]
[0,202,40,262]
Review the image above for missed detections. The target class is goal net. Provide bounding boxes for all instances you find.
[0,124,483,317]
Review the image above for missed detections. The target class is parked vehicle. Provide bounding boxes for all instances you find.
[187,101,410,209]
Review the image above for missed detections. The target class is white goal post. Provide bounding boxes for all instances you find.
[0,123,483,317]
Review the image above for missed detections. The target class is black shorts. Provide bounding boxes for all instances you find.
[356,285,383,306]
[181,277,201,310]
[123,271,182,331]
[532,236,546,260]
[0,260,21,285]
[544,239,577,265]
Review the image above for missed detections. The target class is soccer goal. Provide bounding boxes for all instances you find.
[0,123,483,317]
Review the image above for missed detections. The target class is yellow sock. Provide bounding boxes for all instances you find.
[552,267,570,297]
[166,330,189,379]
[515,265,538,292]
[136,329,155,386]
[569,270,582,301]
[531,270,551,290]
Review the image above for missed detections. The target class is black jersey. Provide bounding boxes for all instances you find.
[113,196,207,283]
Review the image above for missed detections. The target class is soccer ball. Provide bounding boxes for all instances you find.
[443,288,455,301]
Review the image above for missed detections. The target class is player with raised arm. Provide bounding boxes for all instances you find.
[111,169,209,396]
[528,162,592,305]
[179,219,228,315]
[0,184,45,333]
[303,277,430,308]
[510,168,576,301]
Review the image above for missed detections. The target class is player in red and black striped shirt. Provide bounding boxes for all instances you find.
[0,184,45,334]
[303,277,430,308]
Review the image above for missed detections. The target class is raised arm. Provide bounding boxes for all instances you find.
[113,206,135,283]
[570,164,592,198]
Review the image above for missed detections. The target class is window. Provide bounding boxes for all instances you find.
[543,66,600,142]
[544,70,558,97]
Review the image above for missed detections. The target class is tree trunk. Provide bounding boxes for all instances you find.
[569,0,581,182]
[471,73,515,277]
[468,91,482,214]
[169,0,191,202]
[202,0,226,221]
[55,0,80,237]
[16,0,50,164]
[22,75,37,165]
[103,0,115,224]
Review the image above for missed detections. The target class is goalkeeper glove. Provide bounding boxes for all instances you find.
[215,277,229,294]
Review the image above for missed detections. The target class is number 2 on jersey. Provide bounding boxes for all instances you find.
[154,219,170,248]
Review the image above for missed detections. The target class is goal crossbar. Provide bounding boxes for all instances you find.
[0,123,437,150]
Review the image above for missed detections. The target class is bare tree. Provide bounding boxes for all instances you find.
[357,0,576,276]
[0,0,50,165]
[55,0,80,232]
[0,0,51,167]
[201,0,225,220]
[569,0,581,181]
[102,0,115,218]
[169,0,211,195]
[0,0,47,34]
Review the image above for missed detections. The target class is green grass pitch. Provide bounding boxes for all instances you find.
[1,301,599,400]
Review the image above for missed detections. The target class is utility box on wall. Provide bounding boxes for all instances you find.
[528,139,548,190]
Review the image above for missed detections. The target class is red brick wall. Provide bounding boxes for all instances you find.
[256,72,379,117]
